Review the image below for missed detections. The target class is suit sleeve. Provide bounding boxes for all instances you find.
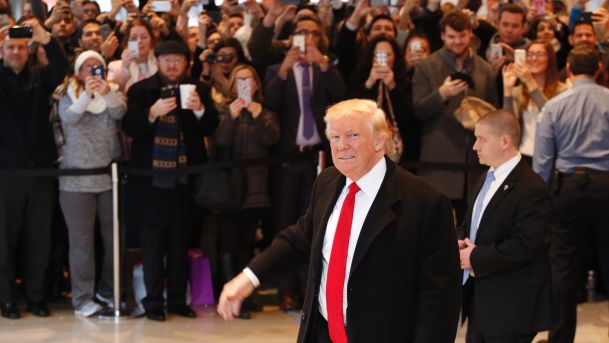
[414,194,462,343]
[470,181,551,278]
[247,174,321,282]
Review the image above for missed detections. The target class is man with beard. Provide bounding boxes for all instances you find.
[122,40,218,321]
[413,10,498,223]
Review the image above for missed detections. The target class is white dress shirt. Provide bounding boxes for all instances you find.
[293,62,321,147]
[318,158,386,323]
[471,153,522,237]
[243,158,387,325]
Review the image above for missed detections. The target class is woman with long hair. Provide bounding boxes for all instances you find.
[198,37,248,109]
[107,18,159,92]
[502,39,567,161]
[212,64,279,319]
[57,50,126,317]
[351,34,417,163]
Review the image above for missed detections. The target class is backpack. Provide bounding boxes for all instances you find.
[49,82,68,163]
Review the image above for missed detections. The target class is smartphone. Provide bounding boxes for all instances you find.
[188,3,204,27]
[8,26,33,39]
[370,0,389,6]
[580,12,593,22]
[150,0,172,12]
[450,71,475,89]
[375,50,388,66]
[160,85,178,99]
[514,49,526,65]
[282,0,302,5]
[100,23,112,41]
[91,65,105,79]
[237,78,252,105]
[206,10,222,23]
[128,40,139,56]
[490,43,503,58]
[293,34,305,53]
[409,40,422,52]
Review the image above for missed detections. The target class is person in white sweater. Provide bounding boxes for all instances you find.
[57,50,127,317]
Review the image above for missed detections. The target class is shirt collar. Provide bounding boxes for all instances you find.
[572,77,597,88]
[490,153,521,181]
[345,157,387,197]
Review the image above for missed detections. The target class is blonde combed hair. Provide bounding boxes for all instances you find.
[324,99,395,155]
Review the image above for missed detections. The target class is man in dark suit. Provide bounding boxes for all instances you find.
[122,40,218,321]
[264,15,346,311]
[458,110,551,343]
[218,99,461,342]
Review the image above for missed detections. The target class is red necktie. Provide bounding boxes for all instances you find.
[326,182,360,343]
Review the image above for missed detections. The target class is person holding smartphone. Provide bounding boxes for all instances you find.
[56,50,127,317]
[212,64,280,319]
[107,18,159,92]
[351,34,414,164]
[502,40,566,163]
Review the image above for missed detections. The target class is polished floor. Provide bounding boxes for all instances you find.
[0,301,607,342]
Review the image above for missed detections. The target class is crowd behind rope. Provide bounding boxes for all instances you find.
[0,0,608,340]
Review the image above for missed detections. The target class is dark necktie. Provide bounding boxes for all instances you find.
[299,63,314,139]
[326,182,360,343]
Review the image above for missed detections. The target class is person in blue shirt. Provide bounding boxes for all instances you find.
[534,45,609,343]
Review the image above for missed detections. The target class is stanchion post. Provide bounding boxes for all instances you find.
[98,162,131,322]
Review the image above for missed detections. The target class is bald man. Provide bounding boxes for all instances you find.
[458,110,552,343]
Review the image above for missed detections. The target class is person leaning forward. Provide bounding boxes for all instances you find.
[218,99,462,342]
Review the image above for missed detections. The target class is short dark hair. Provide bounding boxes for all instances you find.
[365,14,397,36]
[292,14,322,31]
[570,20,595,36]
[77,18,101,40]
[440,10,472,33]
[567,45,600,76]
[499,3,526,24]
[82,0,101,12]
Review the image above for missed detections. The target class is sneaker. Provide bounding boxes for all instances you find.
[74,301,103,317]
[95,292,127,310]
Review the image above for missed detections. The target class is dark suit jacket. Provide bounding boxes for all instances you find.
[122,73,219,225]
[457,158,551,336]
[263,62,346,154]
[250,157,462,342]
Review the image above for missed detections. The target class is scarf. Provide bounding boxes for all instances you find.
[126,51,158,91]
[67,79,119,114]
[151,103,188,189]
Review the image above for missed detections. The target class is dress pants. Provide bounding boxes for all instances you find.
[139,199,190,311]
[0,177,55,303]
[464,279,537,343]
[548,172,609,343]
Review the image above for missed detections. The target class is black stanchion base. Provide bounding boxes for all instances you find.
[97,308,132,323]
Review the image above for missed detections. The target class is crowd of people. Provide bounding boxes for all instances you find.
[1,0,608,341]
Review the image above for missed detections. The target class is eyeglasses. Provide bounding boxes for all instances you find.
[158,57,186,65]
[293,30,321,38]
[216,54,235,63]
[526,51,547,58]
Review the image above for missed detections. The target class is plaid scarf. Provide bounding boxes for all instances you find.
[152,112,188,189]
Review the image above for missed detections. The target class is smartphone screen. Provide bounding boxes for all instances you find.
[150,0,172,12]
[128,40,139,56]
[514,49,526,65]
[237,78,252,105]
[100,24,112,41]
[375,50,388,66]
[370,0,389,7]
[293,35,305,53]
